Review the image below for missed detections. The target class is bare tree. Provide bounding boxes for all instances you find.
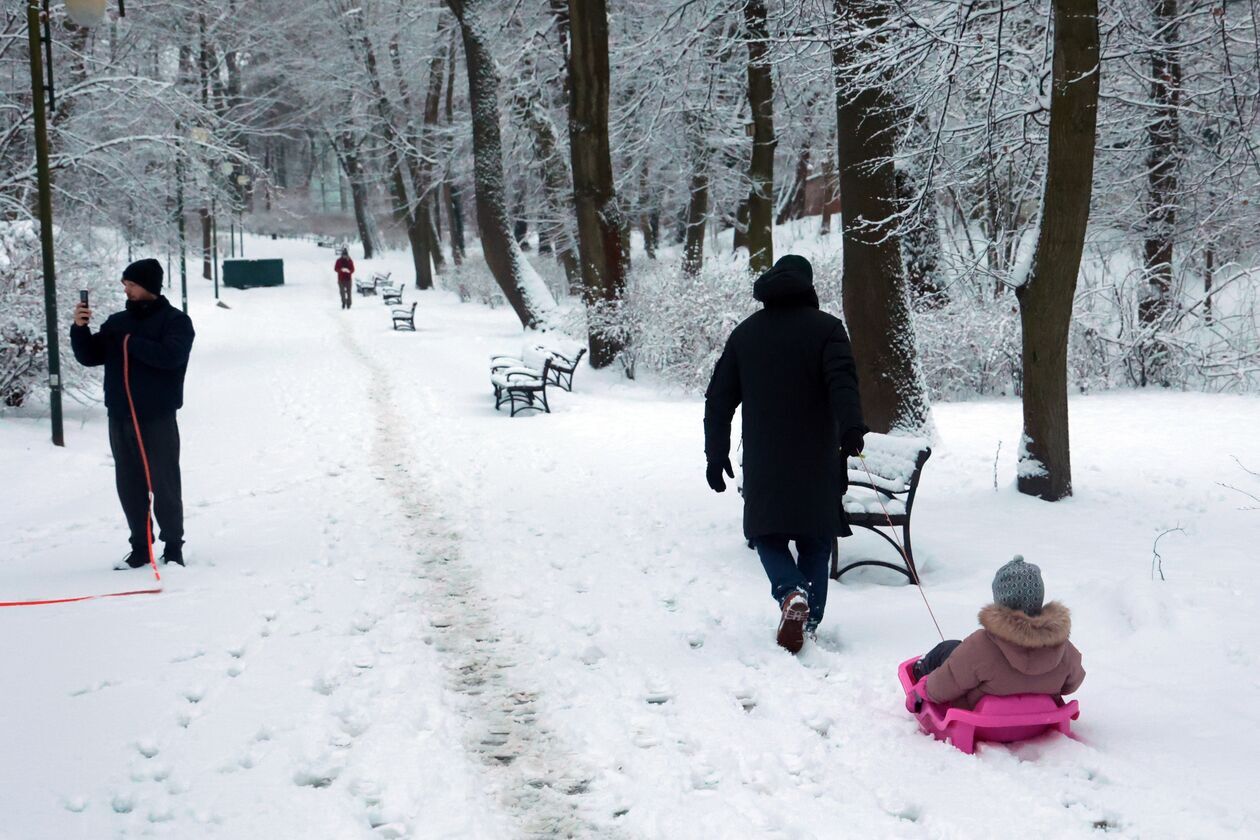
[567,0,627,365]
[1014,0,1101,500]
[742,0,774,273]
[446,0,556,327]
[831,0,930,433]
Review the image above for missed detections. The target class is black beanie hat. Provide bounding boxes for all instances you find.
[123,258,163,295]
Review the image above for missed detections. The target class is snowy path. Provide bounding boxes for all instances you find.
[3,236,1259,838]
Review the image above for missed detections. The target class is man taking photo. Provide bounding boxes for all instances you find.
[70,259,195,570]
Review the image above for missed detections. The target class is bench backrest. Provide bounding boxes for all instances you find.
[522,344,553,372]
[846,433,931,498]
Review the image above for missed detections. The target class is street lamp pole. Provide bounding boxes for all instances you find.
[27,1,63,447]
[211,194,219,300]
[176,142,187,314]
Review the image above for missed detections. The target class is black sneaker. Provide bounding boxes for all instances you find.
[113,551,149,571]
[161,548,185,567]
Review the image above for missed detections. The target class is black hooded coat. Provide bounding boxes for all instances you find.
[703,256,866,540]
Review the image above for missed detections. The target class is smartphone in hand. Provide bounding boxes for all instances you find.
[79,290,89,305]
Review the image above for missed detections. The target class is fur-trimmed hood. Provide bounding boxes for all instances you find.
[979,601,1072,676]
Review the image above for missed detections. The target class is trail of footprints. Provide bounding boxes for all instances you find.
[345,321,611,839]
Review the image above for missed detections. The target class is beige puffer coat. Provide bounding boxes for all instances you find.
[924,601,1085,710]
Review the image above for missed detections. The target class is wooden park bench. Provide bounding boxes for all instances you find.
[833,433,932,583]
[539,345,586,392]
[391,301,417,331]
[381,283,403,306]
[493,341,586,393]
[491,345,564,416]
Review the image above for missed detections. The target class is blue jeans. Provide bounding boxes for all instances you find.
[753,534,832,628]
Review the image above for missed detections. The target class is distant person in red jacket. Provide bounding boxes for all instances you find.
[335,248,354,310]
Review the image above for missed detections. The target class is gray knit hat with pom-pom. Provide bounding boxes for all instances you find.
[992,555,1044,616]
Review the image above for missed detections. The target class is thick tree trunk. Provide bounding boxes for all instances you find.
[567,0,627,366]
[682,112,710,277]
[1139,0,1180,385]
[514,86,580,289]
[832,0,930,434]
[743,0,774,273]
[1014,0,1100,500]
[447,0,556,327]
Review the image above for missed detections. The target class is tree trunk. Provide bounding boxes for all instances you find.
[445,181,465,265]
[443,27,465,266]
[832,0,930,434]
[1013,0,1100,500]
[732,198,749,252]
[897,163,945,305]
[1139,0,1180,384]
[682,112,710,277]
[1204,245,1214,325]
[513,85,580,289]
[447,0,556,327]
[338,137,377,259]
[567,0,627,366]
[200,209,212,280]
[513,186,530,250]
[743,0,774,273]
[820,154,835,234]
[777,143,809,226]
[349,175,375,259]
[419,18,449,273]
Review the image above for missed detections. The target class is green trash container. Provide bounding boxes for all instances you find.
[223,259,284,289]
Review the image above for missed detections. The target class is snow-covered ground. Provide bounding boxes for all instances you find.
[2,237,1258,839]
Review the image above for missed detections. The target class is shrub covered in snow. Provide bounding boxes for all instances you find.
[0,222,118,409]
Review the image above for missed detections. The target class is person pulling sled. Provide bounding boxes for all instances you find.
[703,255,867,653]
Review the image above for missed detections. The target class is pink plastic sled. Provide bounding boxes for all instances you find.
[897,657,1079,754]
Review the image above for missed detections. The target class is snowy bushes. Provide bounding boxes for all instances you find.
[0,222,116,409]
[0,224,45,407]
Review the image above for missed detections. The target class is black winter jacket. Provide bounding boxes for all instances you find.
[70,296,195,419]
[704,260,866,540]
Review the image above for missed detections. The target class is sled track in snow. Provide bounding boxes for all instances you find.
[339,320,611,839]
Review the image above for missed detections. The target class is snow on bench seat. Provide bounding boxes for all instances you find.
[835,432,932,583]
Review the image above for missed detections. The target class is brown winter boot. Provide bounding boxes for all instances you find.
[776,589,810,654]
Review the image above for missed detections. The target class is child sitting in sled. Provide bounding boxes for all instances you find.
[910,556,1085,710]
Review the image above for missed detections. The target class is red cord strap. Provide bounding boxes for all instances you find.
[0,333,161,607]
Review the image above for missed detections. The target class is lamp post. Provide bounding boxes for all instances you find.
[175,138,187,314]
[26,0,63,446]
[27,0,121,446]
[236,173,250,257]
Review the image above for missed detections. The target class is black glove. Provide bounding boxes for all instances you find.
[706,457,734,493]
[841,428,865,457]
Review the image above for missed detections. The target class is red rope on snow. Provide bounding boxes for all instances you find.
[0,334,162,608]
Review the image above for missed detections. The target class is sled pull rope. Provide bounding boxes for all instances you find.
[0,335,161,608]
[857,453,943,642]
